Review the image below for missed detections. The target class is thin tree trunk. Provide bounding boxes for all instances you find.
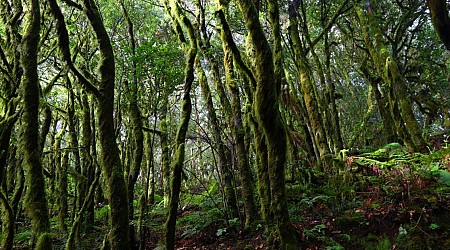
[163,2,196,248]
[0,191,14,250]
[118,1,144,247]
[197,10,238,219]
[160,80,171,207]
[217,9,258,227]
[81,91,95,227]
[54,121,68,232]
[82,0,130,247]
[324,33,344,152]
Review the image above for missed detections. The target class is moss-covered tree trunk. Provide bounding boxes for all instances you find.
[81,91,95,227]
[288,2,330,166]
[163,1,197,249]
[66,81,83,229]
[82,0,130,248]
[218,8,258,227]
[53,120,68,232]
[159,99,171,207]
[20,0,52,247]
[194,55,239,220]
[57,137,69,232]
[0,0,22,201]
[198,10,238,219]
[234,0,298,247]
[354,4,426,151]
[118,1,144,247]
[0,106,17,250]
[0,191,14,250]
[252,121,273,225]
[427,0,450,51]
[324,34,344,153]
[165,53,194,249]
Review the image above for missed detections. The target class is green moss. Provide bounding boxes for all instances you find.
[35,233,52,250]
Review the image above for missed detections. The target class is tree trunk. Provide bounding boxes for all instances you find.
[218,9,258,227]
[118,1,144,247]
[234,0,299,247]
[288,2,330,166]
[324,34,344,152]
[81,91,95,227]
[354,4,426,151]
[20,0,52,247]
[195,56,239,220]
[159,79,171,207]
[427,0,450,50]
[82,0,130,248]
[163,2,197,249]
[0,191,14,250]
[252,121,273,225]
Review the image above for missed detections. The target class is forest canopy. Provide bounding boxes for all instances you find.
[1,0,449,249]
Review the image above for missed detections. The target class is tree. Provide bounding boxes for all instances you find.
[20,0,52,248]
[427,0,450,51]
[216,3,258,228]
[49,0,130,247]
[163,0,197,248]
[234,0,299,247]
[117,1,144,247]
[0,0,23,247]
[352,0,426,151]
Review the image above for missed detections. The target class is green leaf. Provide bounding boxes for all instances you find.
[438,170,450,186]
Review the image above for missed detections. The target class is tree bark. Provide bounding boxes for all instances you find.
[427,0,450,51]
[118,1,144,247]
[20,0,52,247]
[234,0,298,247]
[82,0,130,248]
[195,55,239,220]
[163,1,196,249]
[217,8,258,227]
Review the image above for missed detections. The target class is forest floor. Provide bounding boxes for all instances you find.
[144,142,450,250]
[10,143,450,249]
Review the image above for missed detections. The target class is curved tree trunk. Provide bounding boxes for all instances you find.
[118,1,144,247]
[234,0,299,247]
[20,0,52,247]
[82,0,130,248]
[218,9,258,227]
[354,3,426,151]
[163,1,197,249]
[427,0,450,51]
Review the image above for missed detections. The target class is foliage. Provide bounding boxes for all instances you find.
[2,0,450,248]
